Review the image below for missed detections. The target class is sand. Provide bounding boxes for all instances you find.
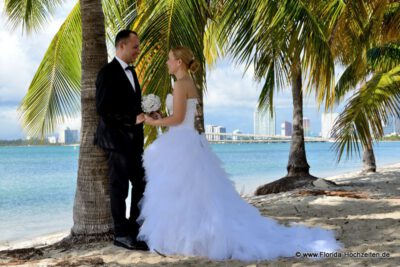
[1,163,399,266]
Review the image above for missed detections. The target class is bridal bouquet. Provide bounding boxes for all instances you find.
[142,94,161,114]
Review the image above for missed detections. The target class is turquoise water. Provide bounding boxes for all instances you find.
[1,142,400,242]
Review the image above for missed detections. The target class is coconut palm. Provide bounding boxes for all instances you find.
[132,0,224,145]
[219,0,335,194]
[3,0,140,241]
[331,44,400,163]
[324,0,400,172]
[3,0,224,240]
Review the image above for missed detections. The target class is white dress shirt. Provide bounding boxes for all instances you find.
[115,56,136,92]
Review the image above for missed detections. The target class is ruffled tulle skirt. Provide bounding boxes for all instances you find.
[137,126,342,261]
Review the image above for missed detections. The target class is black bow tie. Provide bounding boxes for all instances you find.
[125,65,135,72]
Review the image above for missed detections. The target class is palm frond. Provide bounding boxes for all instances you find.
[335,55,369,103]
[203,0,225,67]
[332,65,400,161]
[133,0,209,145]
[220,0,335,110]
[368,42,400,72]
[18,2,82,138]
[3,0,65,33]
[102,0,138,56]
[284,0,335,108]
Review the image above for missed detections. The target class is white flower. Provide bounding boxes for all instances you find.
[142,94,161,113]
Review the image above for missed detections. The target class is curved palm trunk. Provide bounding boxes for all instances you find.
[255,59,317,195]
[286,60,312,177]
[70,0,113,240]
[194,13,207,134]
[362,142,376,173]
[195,81,205,133]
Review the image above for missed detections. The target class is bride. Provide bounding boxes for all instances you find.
[138,46,342,261]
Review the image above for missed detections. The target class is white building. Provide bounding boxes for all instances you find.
[321,113,339,138]
[232,129,242,141]
[253,108,275,137]
[214,126,226,141]
[47,136,57,144]
[205,125,226,141]
[281,121,292,136]
[205,125,216,141]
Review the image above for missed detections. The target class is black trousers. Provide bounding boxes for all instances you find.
[106,146,146,239]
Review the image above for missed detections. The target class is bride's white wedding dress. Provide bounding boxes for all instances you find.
[137,94,341,261]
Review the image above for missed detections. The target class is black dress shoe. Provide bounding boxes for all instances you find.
[114,236,135,250]
[132,240,149,251]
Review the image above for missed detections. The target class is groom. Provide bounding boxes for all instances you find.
[94,29,148,250]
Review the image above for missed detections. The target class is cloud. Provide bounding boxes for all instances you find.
[204,60,260,109]
[0,106,24,139]
[0,0,76,139]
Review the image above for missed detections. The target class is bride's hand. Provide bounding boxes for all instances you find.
[144,114,157,126]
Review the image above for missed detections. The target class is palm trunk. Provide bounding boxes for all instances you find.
[286,59,311,177]
[194,17,207,134]
[362,141,376,173]
[195,81,205,133]
[70,0,113,241]
[255,58,318,195]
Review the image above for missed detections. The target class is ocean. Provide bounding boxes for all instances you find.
[1,142,400,242]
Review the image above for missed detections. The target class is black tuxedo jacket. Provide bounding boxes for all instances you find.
[94,58,143,154]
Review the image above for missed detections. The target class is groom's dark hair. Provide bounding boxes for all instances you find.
[115,30,138,47]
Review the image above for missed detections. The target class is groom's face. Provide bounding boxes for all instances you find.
[121,34,140,64]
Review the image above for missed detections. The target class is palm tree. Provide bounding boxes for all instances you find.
[3,0,138,242]
[132,0,223,145]
[324,0,400,172]
[4,0,224,241]
[70,0,113,241]
[219,0,335,194]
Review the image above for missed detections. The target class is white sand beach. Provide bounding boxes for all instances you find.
[1,163,399,266]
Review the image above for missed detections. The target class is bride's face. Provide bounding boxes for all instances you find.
[167,51,181,75]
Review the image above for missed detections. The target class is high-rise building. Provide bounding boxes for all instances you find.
[321,113,339,138]
[64,128,79,144]
[383,115,400,136]
[253,108,275,137]
[303,117,310,137]
[281,121,292,136]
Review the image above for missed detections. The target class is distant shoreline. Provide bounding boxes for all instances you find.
[0,143,80,147]
[1,140,400,147]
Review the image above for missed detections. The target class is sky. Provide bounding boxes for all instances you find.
[0,0,343,140]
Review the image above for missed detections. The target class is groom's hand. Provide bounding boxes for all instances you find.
[136,113,145,125]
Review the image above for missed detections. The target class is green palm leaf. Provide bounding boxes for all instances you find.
[18,2,82,138]
[332,65,400,160]
[102,0,138,54]
[368,42,400,72]
[325,0,400,164]
[219,0,335,111]
[133,0,209,146]
[3,0,65,33]
[334,55,369,103]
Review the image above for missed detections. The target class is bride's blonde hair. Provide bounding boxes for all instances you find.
[170,46,200,73]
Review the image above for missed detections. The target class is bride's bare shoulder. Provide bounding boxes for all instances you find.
[174,79,197,98]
